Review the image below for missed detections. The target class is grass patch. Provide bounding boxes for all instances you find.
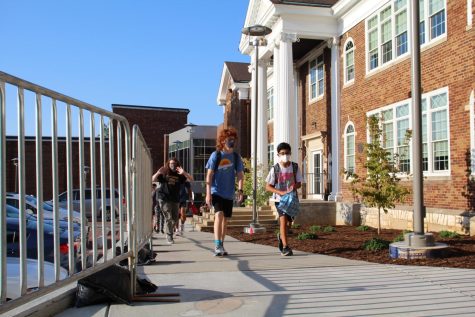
[356,225,370,232]
[297,232,318,240]
[362,238,390,251]
[309,225,322,233]
[291,224,301,229]
[439,230,461,239]
[323,226,335,233]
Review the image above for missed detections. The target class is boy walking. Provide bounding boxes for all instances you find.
[265,142,302,256]
[205,128,244,256]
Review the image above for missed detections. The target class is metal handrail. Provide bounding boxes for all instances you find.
[0,71,148,313]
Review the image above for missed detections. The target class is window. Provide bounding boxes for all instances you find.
[344,123,356,174]
[268,143,274,166]
[309,55,324,100]
[344,39,355,84]
[267,87,274,121]
[366,1,445,72]
[367,88,450,175]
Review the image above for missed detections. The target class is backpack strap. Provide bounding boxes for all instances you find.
[213,151,222,172]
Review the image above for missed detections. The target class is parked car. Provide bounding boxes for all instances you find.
[6,257,68,301]
[5,203,81,232]
[6,193,82,225]
[5,217,81,272]
[55,188,126,221]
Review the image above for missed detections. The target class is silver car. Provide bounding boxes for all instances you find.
[6,193,82,225]
[56,188,125,221]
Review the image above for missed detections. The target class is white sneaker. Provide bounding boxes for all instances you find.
[180,224,185,234]
[213,245,223,256]
[166,235,174,244]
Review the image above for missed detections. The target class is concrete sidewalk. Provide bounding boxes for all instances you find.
[58,225,475,317]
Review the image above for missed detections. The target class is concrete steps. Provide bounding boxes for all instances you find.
[192,206,278,231]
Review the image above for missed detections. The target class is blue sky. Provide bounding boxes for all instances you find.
[1,1,250,134]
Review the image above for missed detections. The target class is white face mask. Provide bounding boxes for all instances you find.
[280,155,290,163]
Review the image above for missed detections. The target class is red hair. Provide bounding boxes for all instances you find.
[216,127,238,151]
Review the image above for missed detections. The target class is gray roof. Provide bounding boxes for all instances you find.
[270,0,339,7]
[224,62,251,83]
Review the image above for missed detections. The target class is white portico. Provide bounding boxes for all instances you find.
[239,0,341,200]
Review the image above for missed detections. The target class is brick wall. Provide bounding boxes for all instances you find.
[338,0,474,212]
[223,89,251,159]
[112,105,189,172]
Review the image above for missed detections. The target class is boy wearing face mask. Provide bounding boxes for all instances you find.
[205,128,244,256]
[265,142,302,256]
[152,158,193,244]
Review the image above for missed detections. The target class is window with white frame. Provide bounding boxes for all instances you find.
[368,88,450,175]
[267,87,274,121]
[310,55,324,100]
[344,39,355,84]
[268,143,274,166]
[366,0,446,72]
[345,123,356,174]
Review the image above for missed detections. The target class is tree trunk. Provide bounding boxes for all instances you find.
[377,207,381,235]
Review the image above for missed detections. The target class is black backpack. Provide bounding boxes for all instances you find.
[212,150,241,172]
[273,162,298,185]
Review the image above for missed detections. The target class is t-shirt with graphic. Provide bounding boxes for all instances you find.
[265,162,303,202]
[205,151,244,200]
[157,167,187,203]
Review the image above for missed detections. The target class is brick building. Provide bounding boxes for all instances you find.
[217,61,252,159]
[112,104,190,172]
[233,0,474,227]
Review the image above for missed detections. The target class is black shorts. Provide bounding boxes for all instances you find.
[275,202,293,222]
[212,194,234,218]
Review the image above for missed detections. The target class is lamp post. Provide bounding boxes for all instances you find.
[11,158,18,192]
[185,123,197,178]
[242,25,272,233]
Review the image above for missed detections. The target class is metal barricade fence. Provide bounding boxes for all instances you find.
[0,71,151,313]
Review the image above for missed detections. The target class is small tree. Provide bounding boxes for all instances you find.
[241,158,272,208]
[344,115,410,235]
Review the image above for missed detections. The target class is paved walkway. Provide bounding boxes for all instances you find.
[58,224,475,317]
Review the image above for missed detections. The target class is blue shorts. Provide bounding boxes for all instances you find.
[275,202,293,222]
[212,194,234,218]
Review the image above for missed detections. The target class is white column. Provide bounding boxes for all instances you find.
[257,58,269,169]
[273,44,280,163]
[250,61,257,166]
[278,32,298,155]
[328,37,342,201]
[468,0,473,29]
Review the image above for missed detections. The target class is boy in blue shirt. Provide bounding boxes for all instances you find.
[205,128,244,256]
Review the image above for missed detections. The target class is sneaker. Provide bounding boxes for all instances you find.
[222,246,228,256]
[277,233,283,252]
[175,230,181,236]
[213,245,224,256]
[166,235,174,245]
[160,229,164,234]
[180,223,185,234]
[281,246,293,256]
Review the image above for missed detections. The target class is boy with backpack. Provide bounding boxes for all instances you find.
[265,142,302,256]
[205,127,244,256]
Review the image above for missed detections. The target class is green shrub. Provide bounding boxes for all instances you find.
[356,225,370,232]
[393,230,412,242]
[439,230,460,239]
[297,232,318,240]
[291,224,301,229]
[310,225,322,233]
[274,229,280,235]
[362,238,390,251]
[323,226,335,233]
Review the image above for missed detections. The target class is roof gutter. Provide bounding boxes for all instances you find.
[276,1,332,7]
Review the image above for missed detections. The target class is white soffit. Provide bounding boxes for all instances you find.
[217,64,230,106]
[336,0,390,35]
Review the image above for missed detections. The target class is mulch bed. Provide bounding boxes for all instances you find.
[205,224,475,269]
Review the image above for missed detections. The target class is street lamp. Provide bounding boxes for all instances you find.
[11,157,18,192]
[185,123,197,178]
[242,25,272,233]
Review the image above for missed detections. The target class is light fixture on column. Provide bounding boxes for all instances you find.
[242,24,272,234]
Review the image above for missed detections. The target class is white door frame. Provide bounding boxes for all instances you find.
[309,150,324,200]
